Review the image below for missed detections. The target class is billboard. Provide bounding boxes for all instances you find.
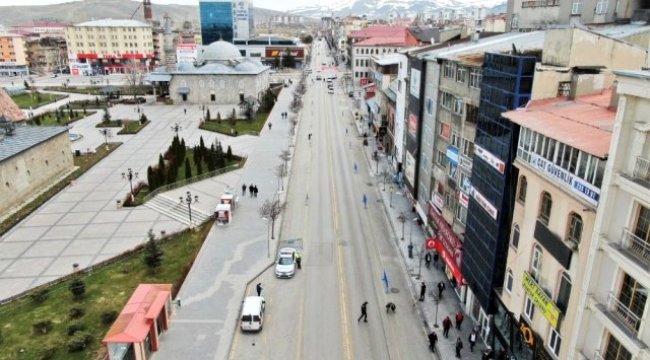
[176,44,197,65]
[265,47,304,59]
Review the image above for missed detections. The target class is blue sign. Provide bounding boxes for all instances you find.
[446,146,459,166]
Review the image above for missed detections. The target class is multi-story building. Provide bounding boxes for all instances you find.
[0,33,28,77]
[506,0,650,31]
[10,21,66,39]
[569,70,650,360]
[26,37,67,75]
[495,89,614,359]
[199,0,254,44]
[234,35,305,68]
[65,19,154,75]
[368,54,399,162]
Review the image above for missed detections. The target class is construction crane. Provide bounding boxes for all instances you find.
[130,3,142,19]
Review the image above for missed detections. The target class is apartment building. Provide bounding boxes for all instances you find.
[495,90,614,359]
[65,19,154,75]
[506,0,650,31]
[569,70,650,360]
[368,54,399,164]
[0,33,28,77]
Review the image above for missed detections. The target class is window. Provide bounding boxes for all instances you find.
[437,150,448,167]
[453,97,464,116]
[355,59,359,66]
[530,245,542,281]
[469,68,482,88]
[556,272,572,313]
[539,192,552,225]
[455,203,467,224]
[596,0,608,14]
[512,224,520,249]
[518,176,527,203]
[524,296,535,320]
[456,66,467,83]
[466,104,478,124]
[604,333,633,360]
[426,97,434,115]
[567,212,582,246]
[443,62,454,78]
[548,328,562,357]
[505,269,514,293]
[462,138,474,158]
[441,92,453,109]
[451,130,461,148]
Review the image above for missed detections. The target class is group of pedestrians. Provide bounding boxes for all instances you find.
[241,183,259,198]
[280,112,289,119]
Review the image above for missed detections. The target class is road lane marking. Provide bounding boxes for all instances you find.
[295,291,305,359]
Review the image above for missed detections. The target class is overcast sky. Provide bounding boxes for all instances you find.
[0,0,316,11]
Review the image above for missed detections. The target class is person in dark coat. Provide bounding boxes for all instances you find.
[385,302,396,313]
[469,329,478,352]
[428,331,438,352]
[455,337,463,358]
[256,283,262,296]
[425,252,432,269]
[455,311,465,330]
[241,183,246,196]
[438,281,446,299]
[249,184,254,198]
[442,316,452,338]
[253,185,258,197]
[419,282,426,301]
[357,301,368,322]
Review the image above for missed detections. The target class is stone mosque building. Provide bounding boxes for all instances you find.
[146,40,270,105]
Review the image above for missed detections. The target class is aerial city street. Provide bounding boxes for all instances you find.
[2,0,650,360]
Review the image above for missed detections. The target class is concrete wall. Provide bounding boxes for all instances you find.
[507,162,596,360]
[0,131,73,215]
[169,71,269,105]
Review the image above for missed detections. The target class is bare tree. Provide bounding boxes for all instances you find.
[275,163,287,191]
[258,198,286,239]
[125,60,145,100]
[279,150,291,173]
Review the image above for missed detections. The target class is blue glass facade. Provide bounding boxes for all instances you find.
[200,0,234,44]
[462,52,537,314]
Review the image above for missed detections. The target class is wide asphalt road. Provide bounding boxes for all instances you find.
[229,40,432,360]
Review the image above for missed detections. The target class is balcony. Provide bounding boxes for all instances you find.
[602,292,641,336]
[633,156,650,186]
[620,228,650,268]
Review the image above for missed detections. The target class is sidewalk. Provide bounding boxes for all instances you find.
[349,97,486,360]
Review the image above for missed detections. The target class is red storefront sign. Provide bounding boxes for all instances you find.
[428,201,464,285]
[265,47,304,58]
[425,237,437,250]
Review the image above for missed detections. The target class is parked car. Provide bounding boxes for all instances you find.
[275,255,296,278]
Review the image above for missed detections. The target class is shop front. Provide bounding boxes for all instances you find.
[427,201,465,300]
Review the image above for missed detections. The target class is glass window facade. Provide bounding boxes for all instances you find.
[200,0,234,44]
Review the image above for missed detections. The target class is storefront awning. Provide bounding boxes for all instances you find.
[366,97,380,114]
[176,87,190,94]
[434,238,464,285]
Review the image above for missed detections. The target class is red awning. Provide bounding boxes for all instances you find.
[434,239,464,285]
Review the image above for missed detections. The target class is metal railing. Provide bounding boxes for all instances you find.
[142,160,245,203]
[592,351,605,360]
[606,292,641,335]
[621,228,650,267]
[633,156,650,183]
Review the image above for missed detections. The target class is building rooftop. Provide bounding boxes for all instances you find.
[73,19,151,28]
[103,284,172,344]
[349,25,407,39]
[0,88,26,122]
[372,53,400,65]
[408,26,440,44]
[503,90,615,158]
[613,69,650,80]
[0,125,69,163]
[356,36,408,46]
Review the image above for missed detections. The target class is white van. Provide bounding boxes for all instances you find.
[240,296,265,331]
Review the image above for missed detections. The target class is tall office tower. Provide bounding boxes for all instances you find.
[199,0,234,44]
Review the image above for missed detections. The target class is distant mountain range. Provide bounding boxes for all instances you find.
[0,0,313,28]
[289,0,507,19]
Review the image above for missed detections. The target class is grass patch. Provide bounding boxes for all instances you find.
[27,110,96,126]
[0,221,214,360]
[11,92,67,109]
[43,85,152,96]
[65,99,111,109]
[96,120,128,128]
[199,111,269,136]
[0,143,121,237]
[117,120,149,135]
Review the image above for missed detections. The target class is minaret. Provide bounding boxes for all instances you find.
[143,0,153,21]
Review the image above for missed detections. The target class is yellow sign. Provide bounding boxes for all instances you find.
[522,272,560,328]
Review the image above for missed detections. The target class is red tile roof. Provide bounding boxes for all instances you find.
[355,37,408,46]
[103,284,172,344]
[503,90,615,158]
[349,26,407,39]
[0,89,27,122]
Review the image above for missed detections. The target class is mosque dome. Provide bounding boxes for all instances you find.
[234,62,261,72]
[198,40,243,62]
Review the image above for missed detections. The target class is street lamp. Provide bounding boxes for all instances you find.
[262,217,271,258]
[122,168,139,198]
[171,123,182,136]
[397,212,406,241]
[98,128,112,146]
[179,191,199,226]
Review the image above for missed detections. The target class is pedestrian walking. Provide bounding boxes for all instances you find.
[425,252,432,269]
[442,316,452,338]
[469,329,477,352]
[455,311,465,330]
[438,281,446,299]
[362,194,368,209]
[184,108,186,115]
[385,302,396,313]
[256,283,263,296]
[428,331,438,352]
[308,133,312,141]
[268,122,272,130]
[295,252,302,269]
[354,163,358,173]
[419,282,426,301]
[249,184,254,198]
[241,183,247,196]
[357,301,368,322]
[345,127,348,135]
[433,251,439,267]
[455,337,464,358]
[253,185,258,198]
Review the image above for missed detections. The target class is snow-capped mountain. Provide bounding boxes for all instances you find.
[289,0,507,19]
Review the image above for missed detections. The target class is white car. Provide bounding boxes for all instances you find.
[275,255,296,278]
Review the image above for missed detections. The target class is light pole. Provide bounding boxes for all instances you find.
[98,128,112,147]
[171,123,182,137]
[389,186,395,208]
[262,217,271,258]
[433,296,441,328]
[179,191,198,226]
[397,212,406,241]
[122,168,139,199]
